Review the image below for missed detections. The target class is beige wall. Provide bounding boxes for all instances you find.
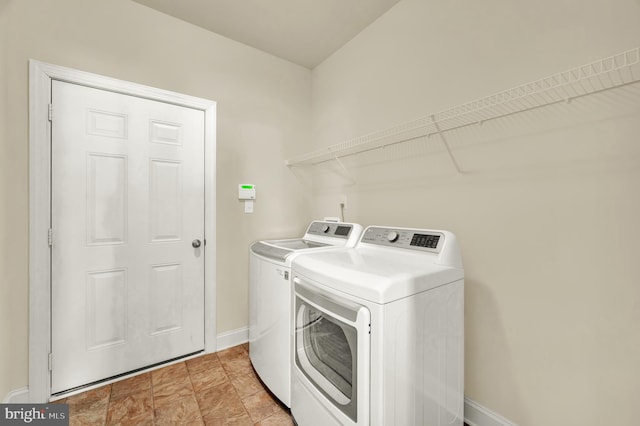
[0,0,12,403]
[309,0,640,425]
[0,0,312,399]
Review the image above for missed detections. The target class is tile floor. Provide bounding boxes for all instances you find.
[53,343,293,425]
[54,343,470,425]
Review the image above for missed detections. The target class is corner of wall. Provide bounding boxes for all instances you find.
[2,387,30,404]
[216,327,249,352]
[465,397,518,426]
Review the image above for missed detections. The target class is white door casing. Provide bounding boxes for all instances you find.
[29,61,217,401]
[50,81,205,393]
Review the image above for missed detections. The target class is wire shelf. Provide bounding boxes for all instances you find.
[285,47,640,169]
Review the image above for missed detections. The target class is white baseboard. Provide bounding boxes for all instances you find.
[2,387,30,403]
[216,326,249,351]
[464,397,518,426]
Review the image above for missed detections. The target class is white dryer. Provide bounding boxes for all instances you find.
[249,221,363,407]
[291,226,464,426]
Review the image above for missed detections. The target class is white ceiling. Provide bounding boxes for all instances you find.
[132,0,402,69]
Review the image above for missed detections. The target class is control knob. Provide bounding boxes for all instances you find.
[387,231,399,242]
[322,225,331,233]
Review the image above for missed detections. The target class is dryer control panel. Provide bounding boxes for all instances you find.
[360,226,444,252]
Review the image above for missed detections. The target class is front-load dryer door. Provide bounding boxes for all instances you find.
[293,277,370,426]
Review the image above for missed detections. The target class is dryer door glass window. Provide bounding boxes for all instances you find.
[294,286,362,423]
[303,306,354,398]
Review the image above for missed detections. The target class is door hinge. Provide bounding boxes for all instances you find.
[48,228,53,247]
[48,104,53,121]
[48,353,53,371]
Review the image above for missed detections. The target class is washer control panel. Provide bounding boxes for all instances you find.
[361,226,443,252]
[306,221,354,239]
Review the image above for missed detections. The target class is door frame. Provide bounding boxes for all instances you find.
[28,60,217,402]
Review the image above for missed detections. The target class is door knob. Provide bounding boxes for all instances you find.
[192,239,202,248]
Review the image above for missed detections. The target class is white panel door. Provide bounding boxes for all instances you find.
[51,80,205,394]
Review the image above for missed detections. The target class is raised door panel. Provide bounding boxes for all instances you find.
[86,153,128,245]
[86,269,127,350]
[149,159,182,242]
[149,263,183,335]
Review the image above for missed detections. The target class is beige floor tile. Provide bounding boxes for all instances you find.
[69,409,108,426]
[110,372,151,401]
[255,410,295,426]
[190,363,229,393]
[241,390,281,423]
[106,389,153,425]
[65,385,111,417]
[229,372,263,399]
[196,381,246,420]
[202,411,253,426]
[154,394,203,426]
[187,353,222,375]
[216,346,246,359]
[218,349,253,377]
[152,378,195,408]
[151,362,190,387]
[108,413,154,426]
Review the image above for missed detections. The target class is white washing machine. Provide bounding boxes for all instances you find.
[249,220,363,407]
[291,226,464,426]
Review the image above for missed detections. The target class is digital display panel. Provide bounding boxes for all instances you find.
[334,226,351,237]
[410,233,440,249]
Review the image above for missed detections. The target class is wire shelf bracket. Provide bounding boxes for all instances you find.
[431,114,462,175]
